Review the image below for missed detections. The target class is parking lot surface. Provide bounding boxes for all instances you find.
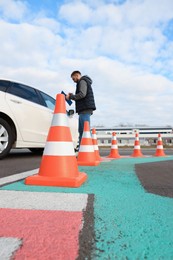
[0,154,173,259]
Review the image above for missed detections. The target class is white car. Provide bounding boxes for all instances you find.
[0,79,78,159]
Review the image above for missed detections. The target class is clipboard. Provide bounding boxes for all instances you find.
[61,91,73,106]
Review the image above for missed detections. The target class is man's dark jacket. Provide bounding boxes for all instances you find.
[74,76,96,114]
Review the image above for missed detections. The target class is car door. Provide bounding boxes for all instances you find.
[6,82,53,144]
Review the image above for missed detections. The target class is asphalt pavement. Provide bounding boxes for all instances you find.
[1,147,173,178]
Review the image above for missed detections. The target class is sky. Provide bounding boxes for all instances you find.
[0,0,173,127]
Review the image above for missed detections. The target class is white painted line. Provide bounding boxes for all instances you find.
[0,190,88,212]
[0,237,22,260]
[0,169,39,186]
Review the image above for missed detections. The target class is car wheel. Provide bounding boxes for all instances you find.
[0,118,14,159]
[29,148,44,155]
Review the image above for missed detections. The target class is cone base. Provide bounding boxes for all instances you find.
[131,149,144,157]
[100,157,112,161]
[154,152,166,157]
[131,153,144,157]
[25,172,87,188]
[96,156,102,161]
[107,154,121,159]
[77,160,100,166]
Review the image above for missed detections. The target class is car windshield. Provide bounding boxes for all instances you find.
[40,91,55,110]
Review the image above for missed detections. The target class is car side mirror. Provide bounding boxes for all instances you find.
[67,109,74,116]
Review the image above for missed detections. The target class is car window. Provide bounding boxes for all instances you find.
[39,91,55,110]
[7,83,41,105]
[0,80,10,92]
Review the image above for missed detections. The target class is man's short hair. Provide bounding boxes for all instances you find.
[71,71,81,77]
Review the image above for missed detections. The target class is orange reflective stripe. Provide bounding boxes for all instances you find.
[47,126,72,142]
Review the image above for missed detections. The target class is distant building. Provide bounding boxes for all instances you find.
[95,126,173,146]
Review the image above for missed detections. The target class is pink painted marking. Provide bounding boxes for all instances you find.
[0,208,83,260]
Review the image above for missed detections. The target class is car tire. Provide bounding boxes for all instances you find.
[29,148,44,155]
[0,118,14,159]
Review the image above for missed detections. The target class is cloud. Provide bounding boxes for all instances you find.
[57,0,173,74]
[123,0,173,26]
[62,56,173,126]
[0,20,64,67]
[0,0,28,21]
[59,2,91,25]
[33,17,61,34]
[0,0,173,127]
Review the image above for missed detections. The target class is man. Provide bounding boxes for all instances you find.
[66,70,96,149]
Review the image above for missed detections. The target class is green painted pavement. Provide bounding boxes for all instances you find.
[1,156,173,259]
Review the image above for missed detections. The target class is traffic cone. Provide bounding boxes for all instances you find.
[25,94,87,187]
[107,132,121,159]
[92,128,102,161]
[154,133,166,157]
[131,133,144,157]
[77,121,100,166]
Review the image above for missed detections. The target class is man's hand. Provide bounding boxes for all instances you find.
[66,93,70,100]
[66,93,73,100]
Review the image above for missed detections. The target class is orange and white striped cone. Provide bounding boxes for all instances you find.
[154,133,166,157]
[25,94,87,187]
[92,128,102,161]
[77,121,100,166]
[131,133,144,157]
[107,132,121,159]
